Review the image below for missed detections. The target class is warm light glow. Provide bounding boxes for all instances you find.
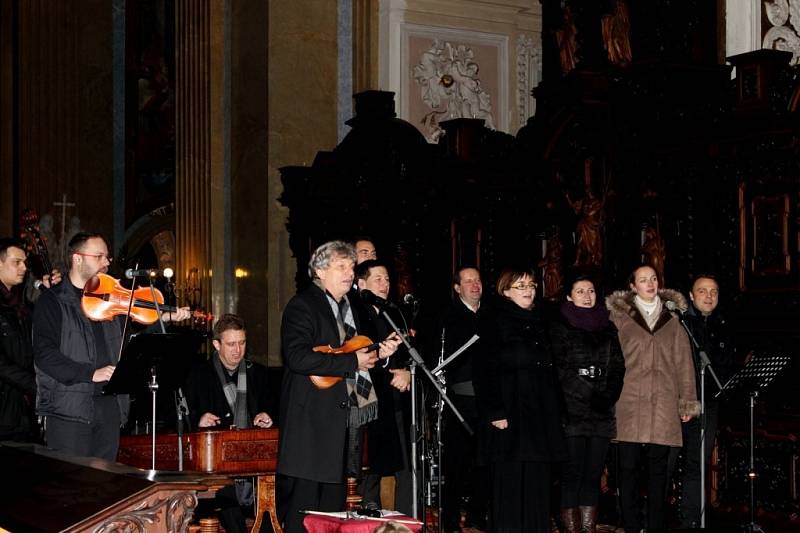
[235,268,250,279]
[163,267,174,279]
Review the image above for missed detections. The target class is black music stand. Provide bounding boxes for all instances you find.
[715,353,792,532]
[104,332,202,470]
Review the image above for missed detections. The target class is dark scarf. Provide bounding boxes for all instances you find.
[560,301,609,332]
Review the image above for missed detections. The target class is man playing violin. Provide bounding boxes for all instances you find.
[32,232,190,461]
[184,313,272,533]
[0,238,60,442]
[277,240,401,533]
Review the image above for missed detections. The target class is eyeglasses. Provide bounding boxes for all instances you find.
[510,282,537,290]
[75,252,113,263]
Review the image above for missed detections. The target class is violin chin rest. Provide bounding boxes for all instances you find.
[84,275,101,293]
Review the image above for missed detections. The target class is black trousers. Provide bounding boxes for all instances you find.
[671,401,719,528]
[561,435,610,508]
[442,394,487,529]
[276,475,346,533]
[617,442,670,532]
[488,460,551,533]
[45,396,121,461]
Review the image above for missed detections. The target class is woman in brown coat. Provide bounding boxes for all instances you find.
[606,264,699,533]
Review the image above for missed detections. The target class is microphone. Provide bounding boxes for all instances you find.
[664,300,683,316]
[402,293,419,306]
[124,268,160,279]
[360,289,398,310]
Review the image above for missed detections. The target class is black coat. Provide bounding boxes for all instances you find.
[549,309,625,438]
[353,300,410,475]
[278,284,360,483]
[430,299,480,386]
[183,354,270,430]
[0,296,36,439]
[473,297,567,463]
[684,304,737,398]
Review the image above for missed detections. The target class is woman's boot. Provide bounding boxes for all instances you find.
[578,505,597,533]
[560,508,579,533]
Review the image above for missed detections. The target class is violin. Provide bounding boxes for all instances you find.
[310,335,378,389]
[81,272,212,325]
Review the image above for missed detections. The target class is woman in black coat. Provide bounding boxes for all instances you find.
[474,267,567,533]
[550,276,625,533]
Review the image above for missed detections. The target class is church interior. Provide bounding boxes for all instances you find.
[2,0,800,531]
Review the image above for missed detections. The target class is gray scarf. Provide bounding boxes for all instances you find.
[318,282,378,428]
[212,353,250,429]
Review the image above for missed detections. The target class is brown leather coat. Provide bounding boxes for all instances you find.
[606,289,700,447]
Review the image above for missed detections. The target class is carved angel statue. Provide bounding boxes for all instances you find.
[539,233,564,300]
[413,39,496,141]
[763,0,800,64]
[602,0,632,66]
[641,225,666,285]
[556,5,578,75]
[568,185,605,268]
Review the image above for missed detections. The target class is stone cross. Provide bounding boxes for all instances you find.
[53,193,76,261]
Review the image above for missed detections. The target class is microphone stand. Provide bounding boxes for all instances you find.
[675,310,723,529]
[174,387,191,471]
[376,307,473,523]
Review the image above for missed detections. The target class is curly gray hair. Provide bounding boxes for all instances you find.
[308,240,357,279]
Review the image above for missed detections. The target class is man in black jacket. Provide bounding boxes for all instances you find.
[676,274,737,528]
[184,313,272,533]
[354,259,413,515]
[277,240,399,533]
[33,232,189,461]
[0,238,59,441]
[434,266,487,532]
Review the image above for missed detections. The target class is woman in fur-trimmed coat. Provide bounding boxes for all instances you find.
[606,264,699,533]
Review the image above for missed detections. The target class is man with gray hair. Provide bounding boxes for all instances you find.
[277,240,400,533]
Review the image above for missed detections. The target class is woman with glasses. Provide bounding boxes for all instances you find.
[473,267,566,533]
[550,274,625,533]
[606,264,698,533]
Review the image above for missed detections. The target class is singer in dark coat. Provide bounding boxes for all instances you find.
[277,241,400,533]
[550,275,625,533]
[473,267,567,533]
[353,259,413,515]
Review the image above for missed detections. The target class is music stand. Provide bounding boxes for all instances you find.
[715,354,792,532]
[104,332,202,470]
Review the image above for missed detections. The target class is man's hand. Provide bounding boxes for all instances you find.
[378,332,402,359]
[92,365,116,383]
[199,413,221,427]
[680,414,691,423]
[491,419,508,429]
[253,412,273,428]
[389,368,411,392]
[42,270,62,288]
[356,347,378,370]
[162,307,192,322]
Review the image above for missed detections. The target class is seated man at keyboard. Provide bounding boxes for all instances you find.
[184,313,273,533]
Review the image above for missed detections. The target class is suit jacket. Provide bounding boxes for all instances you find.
[277,284,360,483]
[183,353,270,430]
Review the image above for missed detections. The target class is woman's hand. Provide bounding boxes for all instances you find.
[389,368,411,392]
[680,414,691,423]
[491,419,508,429]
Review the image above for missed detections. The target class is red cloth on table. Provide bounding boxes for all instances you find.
[302,514,422,533]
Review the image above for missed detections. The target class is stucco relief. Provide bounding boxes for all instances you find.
[412,39,495,142]
[516,34,541,127]
[763,0,800,64]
